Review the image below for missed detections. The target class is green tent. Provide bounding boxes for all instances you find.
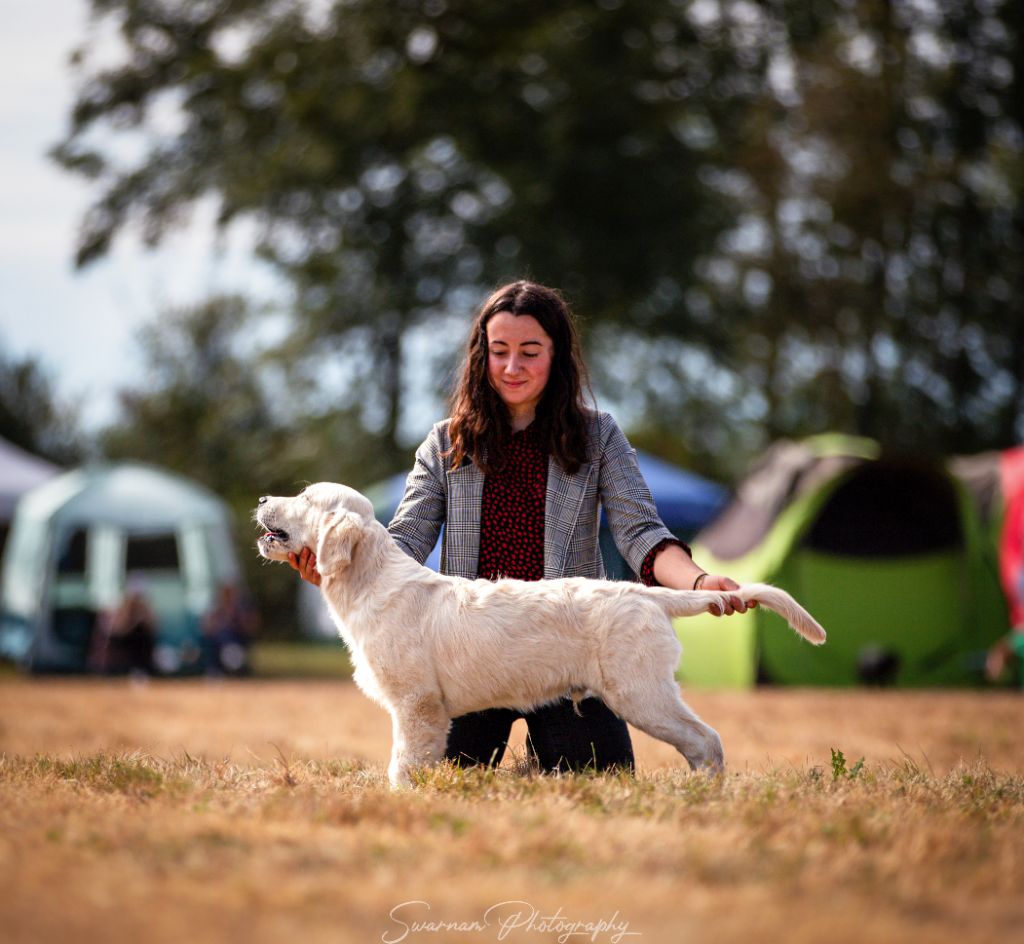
[675,435,1008,688]
[0,463,242,674]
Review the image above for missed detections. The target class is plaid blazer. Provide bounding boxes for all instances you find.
[388,411,675,580]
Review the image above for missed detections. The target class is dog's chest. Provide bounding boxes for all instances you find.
[350,650,390,708]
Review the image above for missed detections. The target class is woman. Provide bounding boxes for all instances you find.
[291,280,748,772]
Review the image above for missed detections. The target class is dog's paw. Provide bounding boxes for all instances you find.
[387,762,414,790]
[698,757,725,776]
[686,728,725,774]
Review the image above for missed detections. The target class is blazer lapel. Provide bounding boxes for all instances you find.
[544,458,593,578]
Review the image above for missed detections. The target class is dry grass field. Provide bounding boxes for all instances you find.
[1,677,1021,944]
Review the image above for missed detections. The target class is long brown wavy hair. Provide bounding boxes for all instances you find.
[447,280,594,475]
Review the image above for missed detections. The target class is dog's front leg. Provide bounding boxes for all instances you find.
[387,695,451,789]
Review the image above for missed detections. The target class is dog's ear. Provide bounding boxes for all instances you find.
[315,510,365,576]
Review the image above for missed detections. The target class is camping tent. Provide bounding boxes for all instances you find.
[674,435,1008,688]
[949,445,1024,630]
[0,463,242,674]
[0,437,60,548]
[362,449,728,576]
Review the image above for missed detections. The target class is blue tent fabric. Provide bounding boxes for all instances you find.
[365,451,727,573]
[626,451,728,532]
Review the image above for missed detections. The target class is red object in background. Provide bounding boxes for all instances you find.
[998,446,1024,628]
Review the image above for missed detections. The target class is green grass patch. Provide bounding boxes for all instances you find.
[250,640,353,678]
[31,753,174,798]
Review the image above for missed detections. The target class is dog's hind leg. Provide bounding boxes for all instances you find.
[387,694,451,788]
[604,680,724,774]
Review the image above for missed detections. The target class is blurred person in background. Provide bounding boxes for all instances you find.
[202,582,259,676]
[986,626,1024,686]
[987,474,1024,688]
[290,280,749,772]
[89,576,157,677]
[986,567,1024,687]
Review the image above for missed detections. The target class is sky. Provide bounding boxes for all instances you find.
[0,0,284,431]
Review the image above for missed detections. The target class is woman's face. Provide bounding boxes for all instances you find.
[485,311,554,420]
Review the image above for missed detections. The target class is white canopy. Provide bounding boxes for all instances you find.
[0,437,59,520]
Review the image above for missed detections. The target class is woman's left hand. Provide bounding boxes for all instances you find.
[700,574,757,616]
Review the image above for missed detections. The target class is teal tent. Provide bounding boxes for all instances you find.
[0,463,242,674]
[675,435,1008,688]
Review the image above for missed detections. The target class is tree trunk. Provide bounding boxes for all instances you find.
[376,321,403,462]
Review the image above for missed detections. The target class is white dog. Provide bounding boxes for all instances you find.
[255,483,825,787]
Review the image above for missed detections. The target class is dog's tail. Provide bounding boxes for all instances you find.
[657,583,826,646]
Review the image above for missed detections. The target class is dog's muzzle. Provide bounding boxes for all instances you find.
[255,502,290,546]
[259,526,289,544]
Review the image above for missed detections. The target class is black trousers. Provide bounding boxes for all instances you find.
[444,697,635,773]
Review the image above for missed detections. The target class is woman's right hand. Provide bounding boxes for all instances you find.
[288,547,322,587]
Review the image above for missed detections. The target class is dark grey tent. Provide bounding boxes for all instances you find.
[0,437,59,552]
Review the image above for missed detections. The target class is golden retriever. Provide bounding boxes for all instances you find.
[255,483,825,787]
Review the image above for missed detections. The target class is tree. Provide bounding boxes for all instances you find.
[0,347,84,465]
[56,0,1024,479]
[615,0,1024,469]
[54,0,759,463]
[704,0,1024,454]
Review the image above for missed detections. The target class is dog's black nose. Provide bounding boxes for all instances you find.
[258,496,268,505]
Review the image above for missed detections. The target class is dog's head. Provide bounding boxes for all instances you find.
[254,483,376,576]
